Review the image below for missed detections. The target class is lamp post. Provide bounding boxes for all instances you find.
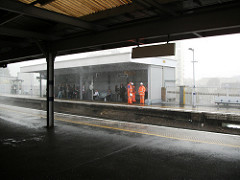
[189,48,197,108]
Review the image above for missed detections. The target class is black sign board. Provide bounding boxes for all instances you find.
[132,43,175,58]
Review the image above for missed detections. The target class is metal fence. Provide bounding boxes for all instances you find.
[165,86,240,106]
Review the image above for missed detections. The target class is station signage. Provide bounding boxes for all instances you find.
[132,43,175,58]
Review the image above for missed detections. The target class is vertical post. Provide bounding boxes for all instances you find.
[40,73,42,97]
[192,50,196,108]
[79,74,82,100]
[189,48,197,108]
[108,73,110,90]
[91,75,94,101]
[162,66,164,87]
[179,86,185,106]
[80,74,83,100]
[147,66,152,105]
[46,51,56,128]
[161,66,166,102]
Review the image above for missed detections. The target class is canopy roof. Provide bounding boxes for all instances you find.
[20,52,176,73]
[19,0,133,17]
[0,0,240,65]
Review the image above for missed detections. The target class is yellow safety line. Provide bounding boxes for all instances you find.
[1,106,240,148]
[55,118,240,148]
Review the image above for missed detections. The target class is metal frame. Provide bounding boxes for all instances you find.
[0,0,105,30]
[0,0,240,128]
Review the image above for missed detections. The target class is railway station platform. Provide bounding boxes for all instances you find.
[0,94,239,139]
[0,104,240,179]
[0,94,240,135]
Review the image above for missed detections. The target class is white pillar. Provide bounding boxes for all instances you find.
[148,66,152,105]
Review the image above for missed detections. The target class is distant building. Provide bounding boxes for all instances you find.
[0,68,12,94]
[17,72,43,96]
[197,77,240,88]
[175,42,184,86]
[21,52,177,104]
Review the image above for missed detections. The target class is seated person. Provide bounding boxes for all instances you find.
[93,89,99,100]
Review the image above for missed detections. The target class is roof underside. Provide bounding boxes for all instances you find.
[18,0,133,17]
[0,0,240,65]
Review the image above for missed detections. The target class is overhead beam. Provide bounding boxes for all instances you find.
[0,12,21,26]
[135,0,178,16]
[0,27,58,40]
[81,3,143,21]
[193,0,203,6]
[0,0,105,31]
[192,32,202,37]
[0,1,54,26]
[52,5,240,52]
[133,0,178,16]
[36,0,56,6]
[1,4,240,63]
[0,39,28,47]
[0,46,43,64]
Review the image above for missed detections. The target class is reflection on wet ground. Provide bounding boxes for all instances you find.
[1,136,44,147]
[1,103,240,148]
[0,104,240,179]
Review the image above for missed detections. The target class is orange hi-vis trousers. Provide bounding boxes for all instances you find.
[132,92,136,102]
[140,95,145,104]
[128,95,133,104]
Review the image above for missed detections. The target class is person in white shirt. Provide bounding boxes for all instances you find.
[93,89,99,100]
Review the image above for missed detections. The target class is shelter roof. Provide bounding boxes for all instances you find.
[19,0,133,17]
[0,0,240,65]
[20,52,177,73]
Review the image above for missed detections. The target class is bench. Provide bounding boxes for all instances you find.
[215,96,240,105]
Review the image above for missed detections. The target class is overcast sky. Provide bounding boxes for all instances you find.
[8,33,240,80]
[182,33,240,80]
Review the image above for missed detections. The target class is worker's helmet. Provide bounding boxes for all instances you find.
[140,82,143,85]
[131,82,134,85]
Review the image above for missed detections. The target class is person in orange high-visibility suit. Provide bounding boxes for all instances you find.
[127,82,133,104]
[138,82,146,105]
[132,83,136,103]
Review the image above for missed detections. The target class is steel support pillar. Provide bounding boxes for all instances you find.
[46,51,56,128]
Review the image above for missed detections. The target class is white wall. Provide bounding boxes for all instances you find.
[18,73,39,96]
[148,66,162,104]
[148,65,176,104]
[164,67,176,87]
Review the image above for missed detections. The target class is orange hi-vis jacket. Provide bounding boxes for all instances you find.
[132,86,136,102]
[138,85,146,96]
[127,83,133,96]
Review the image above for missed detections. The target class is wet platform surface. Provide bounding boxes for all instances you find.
[1,94,240,115]
[1,104,240,179]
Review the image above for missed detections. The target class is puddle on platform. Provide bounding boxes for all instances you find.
[1,136,45,147]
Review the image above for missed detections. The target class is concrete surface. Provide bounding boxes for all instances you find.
[1,104,240,179]
[1,94,240,135]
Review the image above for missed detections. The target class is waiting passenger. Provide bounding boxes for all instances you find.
[120,83,126,102]
[106,89,112,101]
[93,89,99,100]
[115,85,120,102]
[57,85,63,99]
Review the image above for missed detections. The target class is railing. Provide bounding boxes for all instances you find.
[165,86,240,106]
